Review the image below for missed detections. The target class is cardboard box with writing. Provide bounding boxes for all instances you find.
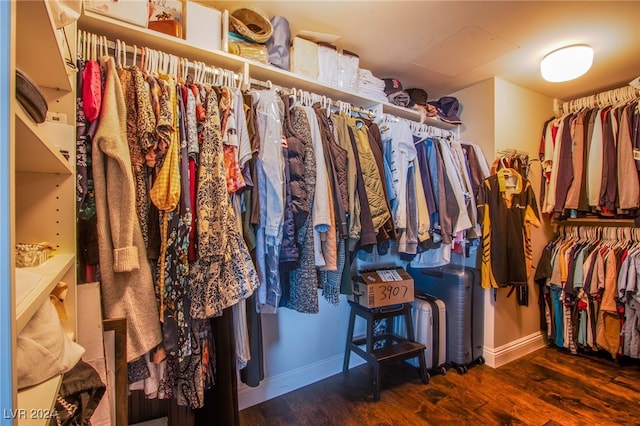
[349,267,414,309]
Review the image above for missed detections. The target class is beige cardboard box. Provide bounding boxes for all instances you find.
[349,267,414,309]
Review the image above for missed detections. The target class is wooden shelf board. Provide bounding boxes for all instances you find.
[15,0,72,92]
[16,374,62,426]
[555,217,638,227]
[248,61,381,109]
[15,107,73,175]
[78,10,459,131]
[79,10,247,73]
[15,253,75,334]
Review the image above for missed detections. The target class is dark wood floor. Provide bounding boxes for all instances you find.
[239,346,640,425]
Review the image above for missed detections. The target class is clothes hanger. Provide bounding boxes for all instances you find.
[132,45,137,69]
[114,40,121,68]
[213,68,222,86]
[101,35,108,59]
[152,49,160,76]
[147,49,154,75]
[78,30,83,60]
[288,87,298,109]
[191,61,199,84]
[79,31,86,62]
[230,71,238,89]
[195,62,203,84]
[173,55,179,78]
[226,70,233,88]
[223,69,228,87]
[89,33,95,62]
[121,40,128,69]
[142,47,150,75]
[181,58,189,82]
[160,52,166,75]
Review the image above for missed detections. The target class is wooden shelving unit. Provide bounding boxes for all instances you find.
[14,107,73,175]
[15,376,62,426]
[15,253,75,334]
[554,217,639,228]
[7,1,77,423]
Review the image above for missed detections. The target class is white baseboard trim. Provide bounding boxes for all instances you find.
[483,331,547,368]
[238,354,365,410]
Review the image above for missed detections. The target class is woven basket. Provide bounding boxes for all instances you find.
[229,8,273,44]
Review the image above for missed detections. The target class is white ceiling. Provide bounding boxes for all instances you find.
[212,0,640,102]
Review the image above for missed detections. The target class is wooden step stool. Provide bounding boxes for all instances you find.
[342,301,429,401]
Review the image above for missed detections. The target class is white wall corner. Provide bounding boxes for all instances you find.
[238,353,365,410]
[483,331,547,368]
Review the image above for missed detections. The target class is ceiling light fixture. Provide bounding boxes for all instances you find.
[540,44,594,82]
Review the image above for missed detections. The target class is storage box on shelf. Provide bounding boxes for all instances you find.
[349,267,415,309]
[84,0,148,28]
[185,1,222,52]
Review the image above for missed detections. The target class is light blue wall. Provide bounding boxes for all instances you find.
[261,295,354,376]
[0,0,14,421]
[239,250,409,408]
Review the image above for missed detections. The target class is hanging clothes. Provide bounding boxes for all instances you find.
[253,89,286,313]
[477,167,541,291]
[92,56,163,361]
[538,226,638,360]
[188,85,259,319]
[286,104,319,314]
[540,94,640,218]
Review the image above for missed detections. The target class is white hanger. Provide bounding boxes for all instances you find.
[101,35,108,59]
[115,39,121,68]
[325,97,332,118]
[145,49,152,74]
[77,30,81,60]
[123,41,129,68]
[163,52,169,74]
[172,55,178,78]
[80,31,86,61]
[142,47,149,75]
[193,62,201,84]
[89,33,95,61]
[231,71,238,89]
[132,45,137,68]
[153,50,160,75]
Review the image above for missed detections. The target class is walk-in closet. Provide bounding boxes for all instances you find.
[3,1,639,425]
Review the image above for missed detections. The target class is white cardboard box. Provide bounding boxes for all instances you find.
[84,0,148,28]
[185,1,222,52]
[291,36,319,80]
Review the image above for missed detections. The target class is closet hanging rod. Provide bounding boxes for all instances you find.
[388,114,455,140]
[554,83,640,117]
[248,77,376,118]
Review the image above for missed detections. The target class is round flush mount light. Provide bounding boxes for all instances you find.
[540,44,594,82]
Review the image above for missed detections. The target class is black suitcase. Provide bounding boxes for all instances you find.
[407,264,485,374]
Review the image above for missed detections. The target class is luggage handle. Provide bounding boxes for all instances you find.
[415,293,435,301]
[419,268,445,278]
[375,303,404,314]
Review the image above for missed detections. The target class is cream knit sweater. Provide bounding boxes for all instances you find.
[92,57,162,361]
